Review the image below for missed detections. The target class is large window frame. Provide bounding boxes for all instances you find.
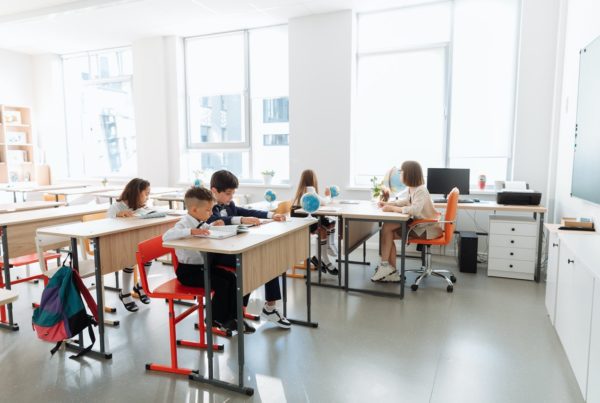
[183,25,289,183]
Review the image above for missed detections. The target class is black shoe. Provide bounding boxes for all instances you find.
[132,283,150,304]
[119,292,139,312]
[223,319,256,334]
[311,256,327,273]
[323,263,339,276]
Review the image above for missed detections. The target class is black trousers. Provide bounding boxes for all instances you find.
[211,253,282,307]
[176,263,236,324]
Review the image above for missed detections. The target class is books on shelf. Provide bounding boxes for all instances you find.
[559,217,595,231]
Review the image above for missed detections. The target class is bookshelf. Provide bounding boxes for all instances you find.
[0,105,35,183]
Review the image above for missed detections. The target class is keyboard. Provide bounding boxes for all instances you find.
[433,198,479,203]
[458,199,475,203]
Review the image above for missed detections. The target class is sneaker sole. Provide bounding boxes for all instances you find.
[371,269,397,282]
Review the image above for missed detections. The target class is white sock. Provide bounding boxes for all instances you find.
[121,268,134,303]
[327,233,338,255]
[320,243,333,266]
[264,302,276,312]
[380,261,389,267]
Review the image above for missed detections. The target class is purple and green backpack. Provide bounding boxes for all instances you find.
[32,264,98,358]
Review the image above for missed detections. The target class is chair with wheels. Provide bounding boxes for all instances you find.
[406,187,459,293]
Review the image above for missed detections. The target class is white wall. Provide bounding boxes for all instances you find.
[552,0,600,225]
[132,37,172,186]
[0,49,33,106]
[31,54,68,179]
[512,0,560,202]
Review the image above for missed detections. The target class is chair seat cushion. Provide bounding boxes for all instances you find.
[0,252,61,268]
[152,278,206,299]
[408,235,447,246]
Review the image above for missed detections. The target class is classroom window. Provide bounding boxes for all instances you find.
[354,1,519,187]
[183,25,289,183]
[62,47,136,178]
[263,134,289,146]
[354,3,451,186]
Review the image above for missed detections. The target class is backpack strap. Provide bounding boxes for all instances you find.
[69,324,96,359]
[71,268,99,322]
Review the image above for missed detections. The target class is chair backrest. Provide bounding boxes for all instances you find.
[82,212,107,256]
[275,200,292,215]
[35,234,70,275]
[442,187,460,244]
[136,235,178,296]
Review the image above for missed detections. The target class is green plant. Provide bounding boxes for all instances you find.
[370,176,383,198]
[261,170,275,176]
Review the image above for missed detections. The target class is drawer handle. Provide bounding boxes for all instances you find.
[510,252,514,256]
[552,243,559,247]
[568,259,574,264]
[511,228,515,231]
[510,240,515,244]
[509,264,513,268]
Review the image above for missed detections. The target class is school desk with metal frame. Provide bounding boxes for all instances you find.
[45,186,122,203]
[163,217,318,396]
[36,215,180,359]
[95,187,183,205]
[0,204,109,331]
[0,201,65,213]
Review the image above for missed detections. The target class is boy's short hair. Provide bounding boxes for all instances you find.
[210,170,239,192]
[184,187,214,207]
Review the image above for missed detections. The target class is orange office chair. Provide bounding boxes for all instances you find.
[407,187,459,293]
[136,235,222,376]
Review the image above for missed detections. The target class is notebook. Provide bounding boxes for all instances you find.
[238,218,273,229]
[194,225,238,239]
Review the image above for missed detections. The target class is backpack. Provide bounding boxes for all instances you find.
[32,260,99,359]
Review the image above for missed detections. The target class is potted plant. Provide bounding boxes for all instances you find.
[193,169,204,187]
[261,170,275,185]
[370,176,386,201]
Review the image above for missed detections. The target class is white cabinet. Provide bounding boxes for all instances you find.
[488,216,537,280]
[555,243,595,399]
[545,231,560,324]
[587,280,600,403]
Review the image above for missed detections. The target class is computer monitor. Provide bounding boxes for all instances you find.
[426,168,470,197]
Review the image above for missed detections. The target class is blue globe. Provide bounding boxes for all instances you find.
[264,189,277,203]
[384,166,406,193]
[300,192,320,214]
[193,178,204,188]
[329,185,340,198]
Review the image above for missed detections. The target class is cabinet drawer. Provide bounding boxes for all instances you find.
[489,234,537,249]
[488,258,534,274]
[490,221,537,237]
[489,245,535,261]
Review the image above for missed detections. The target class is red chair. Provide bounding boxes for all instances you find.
[407,187,459,293]
[136,235,222,376]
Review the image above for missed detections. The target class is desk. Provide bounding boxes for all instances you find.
[36,215,180,359]
[164,217,317,395]
[432,201,547,282]
[96,187,183,204]
[1,183,87,202]
[151,192,184,209]
[340,203,410,298]
[0,201,65,213]
[45,186,121,203]
[0,204,109,331]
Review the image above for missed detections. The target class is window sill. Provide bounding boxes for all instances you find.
[346,186,498,195]
[238,183,292,189]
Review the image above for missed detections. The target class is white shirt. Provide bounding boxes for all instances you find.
[306,186,331,205]
[107,200,153,218]
[162,214,210,265]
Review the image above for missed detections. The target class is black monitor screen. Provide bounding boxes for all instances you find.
[426,168,470,196]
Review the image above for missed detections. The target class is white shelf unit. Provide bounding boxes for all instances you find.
[0,105,35,183]
[488,215,537,280]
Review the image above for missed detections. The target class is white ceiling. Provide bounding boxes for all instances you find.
[0,0,433,54]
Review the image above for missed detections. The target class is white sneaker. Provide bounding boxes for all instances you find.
[261,305,291,329]
[379,271,401,283]
[371,264,395,281]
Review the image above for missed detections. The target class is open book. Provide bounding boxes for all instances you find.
[238,218,273,229]
[134,209,167,219]
[194,225,238,239]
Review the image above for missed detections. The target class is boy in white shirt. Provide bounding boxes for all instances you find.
[163,187,254,333]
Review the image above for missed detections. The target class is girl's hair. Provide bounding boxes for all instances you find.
[293,169,319,206]
[117,178,150,210]
[401,161,425,187]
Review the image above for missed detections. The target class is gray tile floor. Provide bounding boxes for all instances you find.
[0,251,584,403]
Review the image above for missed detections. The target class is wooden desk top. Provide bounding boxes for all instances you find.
[37,215,181,239]
[163,217,316,254]
[96,187,183,199]
[1,183,88,193]
[433,201,547,213]
[0,203,109,226]
[151,192,185,202]
[45,186,121,196]
[298,200,409,221]
[0,201,65,213]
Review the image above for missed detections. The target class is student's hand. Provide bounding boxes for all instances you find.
[117,210,134,218]
[324,187,331,197]
[382,205,399,213]
[242,217,261,225]
[272,214,286,222]
[377,201,388,208]
[211,220,225,226]
[191,228,210,236]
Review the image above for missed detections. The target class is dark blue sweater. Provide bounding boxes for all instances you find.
[207,201,269,225]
